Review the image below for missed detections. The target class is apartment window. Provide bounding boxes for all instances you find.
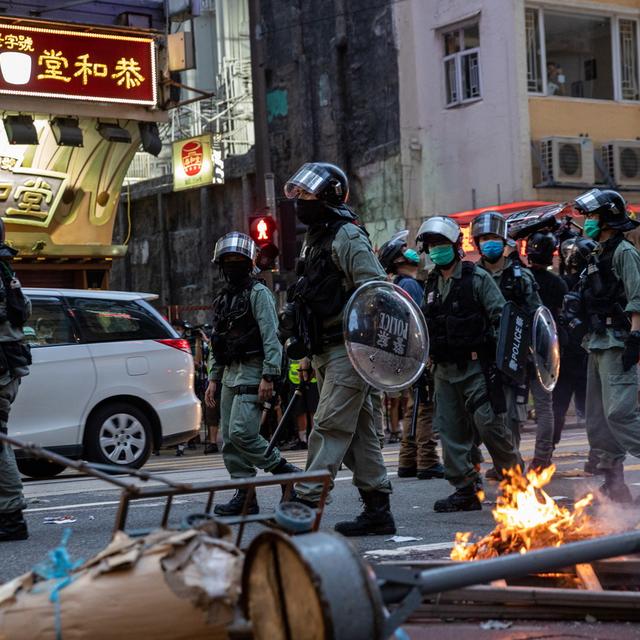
[526,7,640,102]
[443,24,481,107]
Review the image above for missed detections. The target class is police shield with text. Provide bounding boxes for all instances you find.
[418,216,521,512]
[281,162,397,536]
[0,219,32,542]
[204,232,300,516]
[565,189,640,502]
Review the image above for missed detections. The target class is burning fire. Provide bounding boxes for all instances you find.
[452,465,598,561]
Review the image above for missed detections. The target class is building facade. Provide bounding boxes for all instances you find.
[396,0,640,237]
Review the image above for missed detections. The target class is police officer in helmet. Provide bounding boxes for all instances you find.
[0,219,31,542]
[418,216,521,512]
[284,161,396,536]
[378,231,444,479]
[570,188,640,502]
[205,232,299,516]
[472,211,541,470]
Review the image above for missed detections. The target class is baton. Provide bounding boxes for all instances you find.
[265,387,303,456]
[409,385,420,438]
[300,382,312,435]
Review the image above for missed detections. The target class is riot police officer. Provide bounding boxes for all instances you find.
[472,212,542,469]
[283,162,396,536]
[569,189,640,502]
[0,220,31,542]
[204,232,299,516]
[418,216,521,512]
[378,231,444,480]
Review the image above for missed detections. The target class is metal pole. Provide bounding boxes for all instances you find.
[404,531,640,598]
[409,386,420,438]
[265,389,302,456]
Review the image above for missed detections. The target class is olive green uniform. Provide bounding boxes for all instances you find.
[208,283,283,478]
[0,295,31,515]
[479,258,543,451]
[584,239,640,470]
[431,262,522,489]
[295,223,392,502]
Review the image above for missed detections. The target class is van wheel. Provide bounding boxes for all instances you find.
[84,402,152,470]
[17,459,67,479]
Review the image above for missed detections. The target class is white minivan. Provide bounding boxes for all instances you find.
[10,288,201,478]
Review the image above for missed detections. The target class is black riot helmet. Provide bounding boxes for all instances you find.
[560,236,599,273]
[470,211,507,241]
[378,230,420,273]
[526,231,558,266]
[506,204,562,241]
[284,162,349,205]
[574,189,639,231]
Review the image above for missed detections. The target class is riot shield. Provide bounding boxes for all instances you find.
[531,305,560,392]
[496,301,532,385]
[343,281,429,392]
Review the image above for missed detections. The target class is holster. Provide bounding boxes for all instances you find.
[0,342,31,378]
[480,360,507,415]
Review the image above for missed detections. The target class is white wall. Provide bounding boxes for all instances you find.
[395,0,533,229]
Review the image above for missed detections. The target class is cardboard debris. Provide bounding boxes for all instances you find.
[0,521,242,640]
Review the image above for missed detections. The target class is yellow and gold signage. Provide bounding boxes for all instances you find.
[0,22,156,105]
[0,165,68,228]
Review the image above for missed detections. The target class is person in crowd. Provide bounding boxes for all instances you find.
[472,211,541,476]
[568,189,640,502]
[282,161,396,536]
[378,231,443,479]
[417,215,521,512]
[0,220,32,542]
[204,232,300,515]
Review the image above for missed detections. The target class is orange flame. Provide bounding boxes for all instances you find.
[451,465,597,561]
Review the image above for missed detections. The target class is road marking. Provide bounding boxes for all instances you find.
[364,541,453,557]
[25,496,190,513]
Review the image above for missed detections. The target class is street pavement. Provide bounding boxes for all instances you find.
[3,423,640,585]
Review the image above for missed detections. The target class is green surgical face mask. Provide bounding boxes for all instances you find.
[584,218,600,239]
[428,245,455,266]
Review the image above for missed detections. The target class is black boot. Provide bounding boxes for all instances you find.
[270,457,303,475]
[434,484,482,512]
[334,490,396,537]
[417,463,445,479]
[0,510,29,542]
[213,489,259,516]
[397,466,417,478]
[599,465,632,503]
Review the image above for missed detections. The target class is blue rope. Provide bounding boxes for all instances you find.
[32,529,84,640]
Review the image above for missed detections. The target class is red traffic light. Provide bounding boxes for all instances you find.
[249,215,277,246]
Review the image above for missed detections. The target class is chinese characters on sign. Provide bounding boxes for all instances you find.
[0,168,68,228]
[375,312,409,357]
[0,22,156,105]
[172,135,224,192]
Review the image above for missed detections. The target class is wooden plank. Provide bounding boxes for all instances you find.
[575,564,603,591]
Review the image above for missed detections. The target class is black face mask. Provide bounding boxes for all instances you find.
[222,262,251,286]
[294,199,332,226]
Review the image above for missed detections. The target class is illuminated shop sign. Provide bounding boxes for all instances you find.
[0,165,68,228]
[172,134,224,191]
[0,22,156,105]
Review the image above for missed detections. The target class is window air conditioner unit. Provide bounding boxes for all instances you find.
[540,136,594,186]
[602,140,640,188]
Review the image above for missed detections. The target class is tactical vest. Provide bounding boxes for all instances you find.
[422,261,491,364]
[295,219,352,318]
[582,234,630,334]
[210,280,264,366]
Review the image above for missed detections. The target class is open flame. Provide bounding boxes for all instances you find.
[452,465,599,561]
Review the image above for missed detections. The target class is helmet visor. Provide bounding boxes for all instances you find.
[575,189,605,214]
[212,232,257,263]
[284,163,332,199]
[471,213,506,239]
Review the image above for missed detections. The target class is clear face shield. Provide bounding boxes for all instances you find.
[575,189,606,214]
[284,163,333,200]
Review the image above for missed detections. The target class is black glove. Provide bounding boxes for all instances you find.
[622,331,640,372]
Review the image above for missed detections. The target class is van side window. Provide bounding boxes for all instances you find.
[25,297,75,346]
[69,298,172,342]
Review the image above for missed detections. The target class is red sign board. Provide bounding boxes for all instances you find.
[0,22,156,105]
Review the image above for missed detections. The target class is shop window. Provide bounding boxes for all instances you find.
[443,23,481,107]
[526,7,639,102]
